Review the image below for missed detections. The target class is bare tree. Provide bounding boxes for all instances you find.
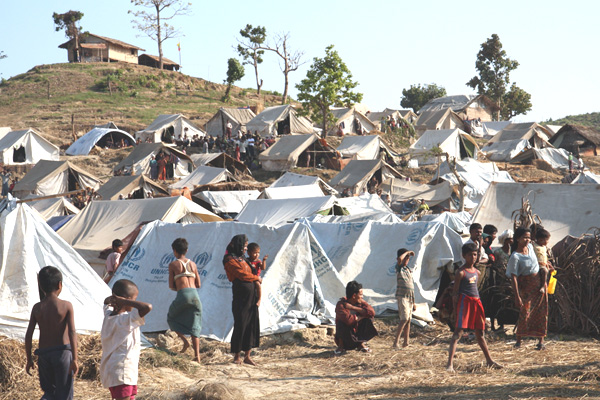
[129,0,191,70]
[260,32,304,104]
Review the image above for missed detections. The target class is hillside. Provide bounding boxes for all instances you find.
[0,62,284,148]
[546,112,600,131]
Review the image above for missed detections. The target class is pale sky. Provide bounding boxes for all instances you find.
[1,0,598,122]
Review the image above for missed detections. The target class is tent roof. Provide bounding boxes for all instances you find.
[66,127,135,155]
[335,193,394,215]
[260,184,325,199]
[510,147,571,170]
[28,197,80,220]
[235,196,336,227]
[336,135,394,159]
[410,128,463,150]
[13,160,101,193]
[487,122,553,145]
[570,171,600,184]
[195,190,260,214]
[189,152,250,175]
[170,165,235,189]
[0,128,59,153]
[381,178,454,206]
[329,159,403,190]
[113,143,193,172]
[246,105,314,135]
[58,196,221,264]
[213,107,256,125]
[481,138,531,161]
[414,108,461,129]
[418,95,476,113]
[97,175,169,200]
[0,204,110,340]
[136,114,204,134]
[269,171,337,195]
[259,134,318,161]
[473,182,600,246]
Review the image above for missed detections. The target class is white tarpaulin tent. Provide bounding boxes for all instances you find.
[0,129,59,165]
[113,143,194,178]
[510,147,573,171]
[205,107,256,137]
[328,107,377,136]
[0,204,110,340]
[246,105,314,137]
[570,171,600,184]
[472,182,600,246]
[12,160,102,199]
[270,172,337,195]
[260,184,325,199]
[481,121,512,139]
[96,175,169,200]
[381,178,454,207]
[66,127,135,156]
[481,139,531,162]
[420,211,472,234]
[336,135,394,160]
[485,122,553,148]
[189,152,250,176]
[195,190,260,214]
[329,159,404,195]
[302,212,403,224]
[169,166,236,189]
[434,158,514,208]
[135,114,205,143]
[111,220,462,339]
[258,134,319,171]
[236,196,336,227]
[335,193,394,215]
[27,197,80,220]
[58,197,222,272]
[409,128,479,165]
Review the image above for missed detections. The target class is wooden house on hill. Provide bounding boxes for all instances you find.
[59,34,144,64]
[549,124,600,156]
[138,54,180,71]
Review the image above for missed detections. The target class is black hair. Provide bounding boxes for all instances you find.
[535,228,551,240]
[345,280,362,299]
[112,279,138,298]
[38,266,62,294]
[112,239,123,249]
[247,242,260,252]
[512,227,531,253]
[483,224,498,235]
[529,223,544,238]
[462,242,479,256]
[397,248,410,258]
[172,238,188,255]
[223,234,248,264]
[469,223,482,232]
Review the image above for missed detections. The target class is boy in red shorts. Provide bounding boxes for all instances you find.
[446,243,502,372]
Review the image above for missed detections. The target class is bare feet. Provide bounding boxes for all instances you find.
[232,356,243,365]
[193,356,201,363]
[243,357,257,366]
[402,342,409,348]
[179,339,190,354]
[539,285,547,294]
[392,343,399,349]
[446,365,455,372]
[487,361,503,369]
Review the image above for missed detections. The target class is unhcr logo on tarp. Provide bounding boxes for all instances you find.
[191,252,211,277]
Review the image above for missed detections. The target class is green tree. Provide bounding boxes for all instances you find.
[466,34,532,120]
[129,0,191,70]
[236,24,267,95]
[400,83,446,112]
[52,10,85,62]
[259,32,304,104]
[296,45,362,137]
[222,58,245,102]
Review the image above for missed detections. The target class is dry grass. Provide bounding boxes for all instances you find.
[2,319,599,399]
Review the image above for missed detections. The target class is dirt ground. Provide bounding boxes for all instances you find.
[3,319,599,400]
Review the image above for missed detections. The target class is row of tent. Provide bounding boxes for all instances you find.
[3,176,600,341]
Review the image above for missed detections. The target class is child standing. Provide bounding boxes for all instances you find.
[393,248,416,348]
[533,229,553,294]
[104,239,124,284]
[247,242,268,307]
[100,279,152,400]
[447,243,502,372]
[25,266,78,400]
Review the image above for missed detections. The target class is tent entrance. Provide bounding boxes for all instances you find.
[161,126,175,143]
[131,188,145,199]
[459,136,476,158]
[277,116,291,135]
[13,146,26,163]
[67,171,80,192]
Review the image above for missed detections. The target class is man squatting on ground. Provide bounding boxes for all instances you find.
[334,280,378,354]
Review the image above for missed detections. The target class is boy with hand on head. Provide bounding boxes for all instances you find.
[247,242,268,307]
[533,228,554,294]
[25,266,78,400]
[447,243,502,372]
[393,248,416,348]
[100,279,152,400]
[104,239,124,284]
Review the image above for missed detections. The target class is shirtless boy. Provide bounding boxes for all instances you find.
[25,266,78,400]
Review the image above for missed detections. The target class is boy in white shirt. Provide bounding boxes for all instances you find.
[100,279,152,400]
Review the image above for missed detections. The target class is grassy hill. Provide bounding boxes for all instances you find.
[546,112,600,131]
[0,62,284,148]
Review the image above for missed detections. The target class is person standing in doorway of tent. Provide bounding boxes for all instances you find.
[334,281,378,354]
[1,168,12,196]
[393,249,416,348]
[168,238,203,363]
[223,234,261,365]
[506,227,548,350]
[225,121,233,140]
[150,155,158,181]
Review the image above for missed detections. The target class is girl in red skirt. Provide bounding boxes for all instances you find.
[447,242,503,372]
